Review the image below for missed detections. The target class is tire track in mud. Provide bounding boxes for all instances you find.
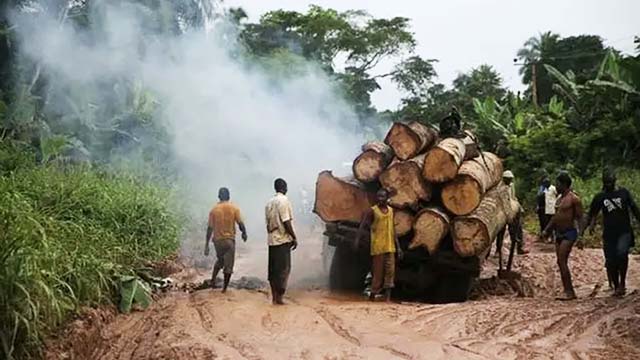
[188,293,265,360]
[312,306,362,346]
[379,345,414,360]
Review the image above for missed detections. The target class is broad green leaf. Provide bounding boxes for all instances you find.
[118,277,152,314]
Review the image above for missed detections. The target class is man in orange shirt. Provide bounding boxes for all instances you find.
[205,187,247,292]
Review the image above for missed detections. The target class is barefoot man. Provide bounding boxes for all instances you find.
[542,172,584,300]
[265,178,298,305]
[355,189,403,302]
[584,169,640,297]
[205,187,248,293]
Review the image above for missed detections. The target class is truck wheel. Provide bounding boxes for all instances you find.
[433,272,474,303]
[329,243,369,292]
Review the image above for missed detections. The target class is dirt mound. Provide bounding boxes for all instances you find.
[44,307,117,360]
[470,271,535,300]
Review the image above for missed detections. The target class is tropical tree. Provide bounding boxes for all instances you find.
[517,32,609,105]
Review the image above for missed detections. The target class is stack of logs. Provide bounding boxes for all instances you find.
[314,121,519,259]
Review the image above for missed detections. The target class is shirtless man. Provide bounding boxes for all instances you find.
[542,172,584,300]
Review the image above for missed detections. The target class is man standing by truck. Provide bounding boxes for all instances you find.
[584,169,640,297]
[265,178,297,305]
[355,189,403,302]
[205,187,248,293]
[495,171,528,256]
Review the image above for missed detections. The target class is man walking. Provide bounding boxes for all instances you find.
[204,187,248,293]
[355,189,403,302]
[584,170,640,297]
[265,178,297,305]
[542,172,583,300]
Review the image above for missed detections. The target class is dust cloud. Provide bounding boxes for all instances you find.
[12,0,363,282]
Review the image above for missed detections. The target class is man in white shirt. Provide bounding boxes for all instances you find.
[537,177,558,242]
[265,178,298,305]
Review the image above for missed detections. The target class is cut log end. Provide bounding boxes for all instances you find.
[314,171,374,223]
[452,218,491,257]
[410,208,450,254]
[384,122,436,160]
[441,175,482,216]
[380,155,431,209]
[384,123,421,160]
[353,141,394,183]
[394,210,414,237]
[423,138,468,183]
[353,151,386,183]
[451,185,510,257]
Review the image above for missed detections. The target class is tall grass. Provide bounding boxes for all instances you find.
[0,150,183,359]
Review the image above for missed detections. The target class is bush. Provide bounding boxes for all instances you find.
[0,163,183,359]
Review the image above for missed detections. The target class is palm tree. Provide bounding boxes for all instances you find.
[516,31,560,82]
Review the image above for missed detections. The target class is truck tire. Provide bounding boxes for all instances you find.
[329,243,369,292]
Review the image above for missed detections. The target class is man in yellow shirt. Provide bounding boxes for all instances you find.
[355,189,403,302]
[205,187,247,293]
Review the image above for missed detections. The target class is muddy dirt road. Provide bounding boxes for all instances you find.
[49,239,640,360]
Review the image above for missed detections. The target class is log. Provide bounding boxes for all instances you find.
[314,171,374,223]
[423,138,465,183]
[441,152,503,216]
[393,209,414,237]
[352,141,394,183]
[379,154,431,209]
[422,133,479,183]
[410,207,450,254]
[451,184,514,257]
[384,121,437,160]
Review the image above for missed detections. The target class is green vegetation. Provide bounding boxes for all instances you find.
[0,144,183,359]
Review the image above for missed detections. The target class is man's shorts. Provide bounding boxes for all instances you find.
[603,233,633,265]
[213,239,235,274]
[556,228,578,244]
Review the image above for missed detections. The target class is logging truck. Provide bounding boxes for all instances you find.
[314,121,518,303]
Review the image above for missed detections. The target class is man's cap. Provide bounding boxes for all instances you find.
[503,170,514,179]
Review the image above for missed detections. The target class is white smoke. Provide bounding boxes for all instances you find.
[13,0,363,282]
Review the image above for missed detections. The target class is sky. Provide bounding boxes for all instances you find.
[224,0,639,111]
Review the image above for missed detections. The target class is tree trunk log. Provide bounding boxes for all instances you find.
[423,138,465,183]
[352,141,394,183]
[379,154,431,209]
[394,209,414,237]
[422,133,480,183]
[314,171,374,223]
[384,121,437,160]
[441,152,503,216]
[410,207,450,254]
[451,184,514,257]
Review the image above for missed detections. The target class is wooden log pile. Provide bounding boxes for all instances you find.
[315,121,519,259]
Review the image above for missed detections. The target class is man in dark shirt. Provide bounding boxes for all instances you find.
[584,170,640,297]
